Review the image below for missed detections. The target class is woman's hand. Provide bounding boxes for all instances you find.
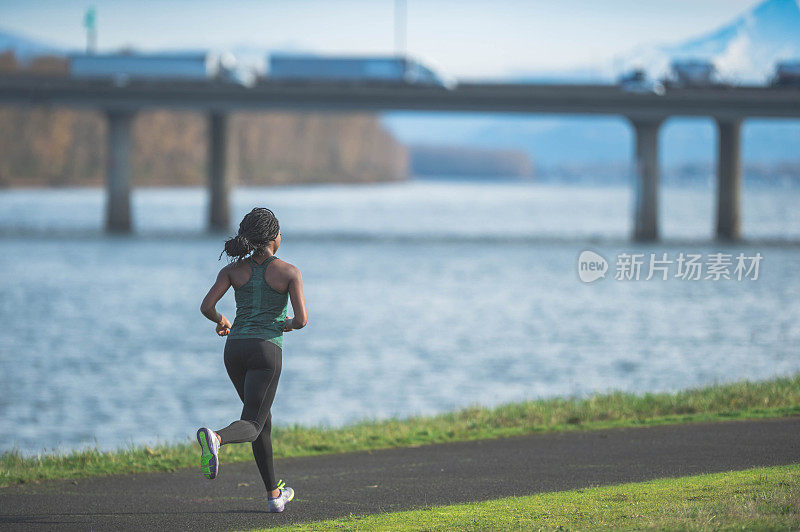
[216,315,232,337]
[283,317,294,332]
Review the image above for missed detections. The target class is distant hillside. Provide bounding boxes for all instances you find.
[0,28,64,62]
[387,112,800,169]
[0,107,408,188]
[0,52,408,187]
[409,145,533,178]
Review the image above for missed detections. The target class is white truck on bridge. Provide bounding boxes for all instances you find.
[69,52,252,86]
[267,54,451,88]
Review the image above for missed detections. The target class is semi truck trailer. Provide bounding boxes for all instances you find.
[267,54,450,87]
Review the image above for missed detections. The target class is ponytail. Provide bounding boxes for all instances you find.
[219,207,280,261]
[221,233,252,260]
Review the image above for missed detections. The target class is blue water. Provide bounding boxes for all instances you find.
[0,180,798,454]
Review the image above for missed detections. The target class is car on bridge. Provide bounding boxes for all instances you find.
[618,69,665,95]
[771,61,800,88]
[266,54,452,88]
[664,59,720,88]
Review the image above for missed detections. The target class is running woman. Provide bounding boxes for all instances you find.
[197,207,307,513]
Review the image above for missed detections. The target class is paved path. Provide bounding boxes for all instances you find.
[1,418,798,531]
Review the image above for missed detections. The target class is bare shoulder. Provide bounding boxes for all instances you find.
[273,258,302,279]
[220,259,247,278]
[218,262,233,276]
[220,260,241,274]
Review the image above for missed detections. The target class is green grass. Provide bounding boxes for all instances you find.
[2,375,800,487]
[269,464,800,531]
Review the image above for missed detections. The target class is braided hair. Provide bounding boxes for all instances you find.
[221,207,280,261]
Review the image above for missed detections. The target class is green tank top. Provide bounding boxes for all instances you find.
[227,256,289,348]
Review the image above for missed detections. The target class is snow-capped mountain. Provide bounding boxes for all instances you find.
[615,0,800,84]
[508,0,800,84]
[386,0,800,167]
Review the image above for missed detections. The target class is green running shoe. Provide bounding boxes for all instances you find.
[196,427,220,479]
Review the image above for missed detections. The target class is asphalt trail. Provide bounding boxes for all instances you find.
[1,417,798,531]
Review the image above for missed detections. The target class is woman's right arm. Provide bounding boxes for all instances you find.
[201,266,233,336]
[283,265,307,332]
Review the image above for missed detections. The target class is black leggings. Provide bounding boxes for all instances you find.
[215,338,282,491]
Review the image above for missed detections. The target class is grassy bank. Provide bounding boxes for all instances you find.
[2,375,799,486]
[271,465,800,531]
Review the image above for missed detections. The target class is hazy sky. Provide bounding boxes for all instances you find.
[0,0,762,77]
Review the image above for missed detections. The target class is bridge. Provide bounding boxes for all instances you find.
[2,77,799,240]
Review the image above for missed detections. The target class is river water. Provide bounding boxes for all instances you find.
[0,180,798,454]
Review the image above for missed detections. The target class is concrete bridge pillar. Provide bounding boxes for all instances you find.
[208,112,231,232]
[629,117,663,241]
[715,117,743,240]
[105,110,135,233]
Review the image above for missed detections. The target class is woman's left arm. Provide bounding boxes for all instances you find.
[283,265,307,332]
[201,266,232,336]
